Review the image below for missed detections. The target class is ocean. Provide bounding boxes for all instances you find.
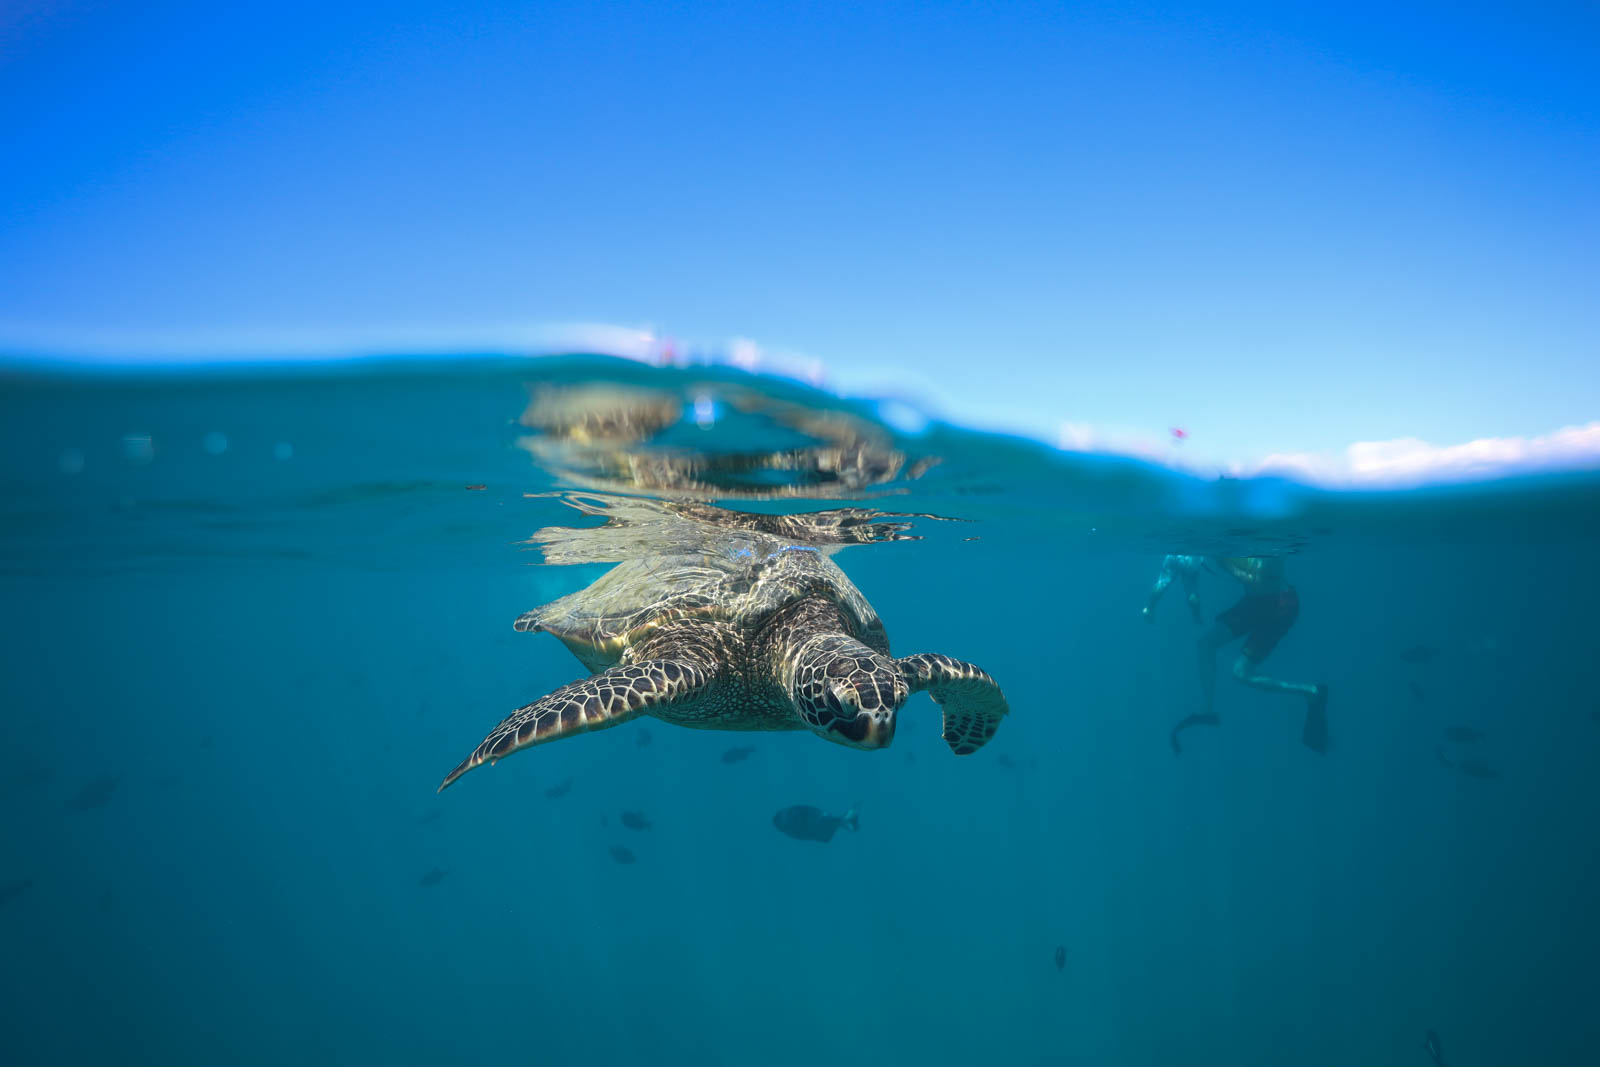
[2,356,1597,1066]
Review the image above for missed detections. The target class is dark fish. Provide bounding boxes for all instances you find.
[65,775,119,812]
[636,728,653,748]
[1443,726,1484,744]
[1400,644,1440,663]
[620,810,651,831]
[610,845,636,865]
[996,754,1017,770]
[1053,945,1066,972]
[772,805,859,843]
[1423,1028,1446,1066]
[1409,680,1426,702]
[418,867,447,887]
[720,745,756,764]
[417,809,443,825]
[465,484,486,491]
[1434,745,1455,769]
[1458,760,1502,781]
[543,778,574,799]
[0,877,35,907]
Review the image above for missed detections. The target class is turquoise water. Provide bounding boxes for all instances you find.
[2,357,1598,1066]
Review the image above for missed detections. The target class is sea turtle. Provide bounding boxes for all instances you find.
[437,501,1009,791]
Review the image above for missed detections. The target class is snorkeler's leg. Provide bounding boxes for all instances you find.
[1197,622,1236,715]
[1302,683,1329,753]
[1231,654,1328,753]
[1230,654,1318,698]
[1172,623,1233,753]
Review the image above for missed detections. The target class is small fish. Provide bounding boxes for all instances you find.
[996,753,1017,770]
[65,775,120,813]
[1400,644,1440,664]
[418,867,447,887]
[1434,745,1455,769]
[720,745,756,764]
[963,536,981,542]
[465,484,487,491]
[635,728,653,748]
[416,809,443,826]
[0,877,35,907]
[1423,1028,1446,1066]
[543,778,574,799]
[620,810,652,831]
[1458,761,1502,781]
[609,845,636,865]
[1409,680,1426,702]
[1053,945,1066,972]
[772,805,859,843]
[1443,726,1484,744]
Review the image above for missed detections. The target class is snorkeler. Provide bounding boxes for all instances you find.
[1142,554,1208,624]
[1170,555,1329,755]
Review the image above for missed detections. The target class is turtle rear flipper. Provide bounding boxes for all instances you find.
[896,653,1010,755]
[437,660,711,791]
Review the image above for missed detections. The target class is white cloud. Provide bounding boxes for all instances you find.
[1241,422,1600,487]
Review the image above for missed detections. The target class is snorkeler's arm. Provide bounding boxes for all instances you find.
[1179,569,1202,616]
[1214,557,1258,587]
[1143,560,1175,618]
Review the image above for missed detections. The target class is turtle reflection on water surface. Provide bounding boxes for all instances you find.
[515,382,938,501]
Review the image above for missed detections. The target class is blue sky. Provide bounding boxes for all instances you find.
[1,1,1595,466]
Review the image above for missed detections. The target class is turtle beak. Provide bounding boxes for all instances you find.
[828,708,896,749]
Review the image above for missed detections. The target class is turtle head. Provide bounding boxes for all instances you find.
[790,636,907,750]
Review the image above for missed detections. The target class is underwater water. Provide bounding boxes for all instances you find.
[2,356,1598,1067]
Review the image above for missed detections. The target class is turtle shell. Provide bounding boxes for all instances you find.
[517,539,884,672]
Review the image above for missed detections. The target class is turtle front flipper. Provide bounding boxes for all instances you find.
[437,660,711,791]
[896,653,1010,755]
